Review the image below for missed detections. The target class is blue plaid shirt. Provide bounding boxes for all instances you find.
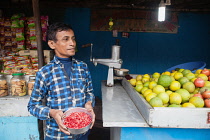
[28,56,95,140]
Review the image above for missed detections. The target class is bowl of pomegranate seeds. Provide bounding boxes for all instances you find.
[62,107,92,134]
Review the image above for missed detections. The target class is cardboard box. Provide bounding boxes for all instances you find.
[19,50,54,63]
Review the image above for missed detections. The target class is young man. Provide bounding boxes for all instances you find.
[28,22,95,140]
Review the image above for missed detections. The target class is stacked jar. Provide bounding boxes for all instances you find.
[0,74,8,97]
[28,76,35,96]
[10,73,26,96]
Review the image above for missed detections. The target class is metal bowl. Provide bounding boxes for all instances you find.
[62,107,92,134]
[114,68,129,77]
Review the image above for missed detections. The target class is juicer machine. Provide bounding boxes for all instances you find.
[82,43,123,86]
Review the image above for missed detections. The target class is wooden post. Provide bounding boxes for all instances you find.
[32,0,44,69]
[32,0,45,139]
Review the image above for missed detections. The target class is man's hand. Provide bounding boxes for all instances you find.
[50,109,70,135]
[85,101,95,129]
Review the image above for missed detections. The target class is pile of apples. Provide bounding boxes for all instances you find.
[194,69,210,107]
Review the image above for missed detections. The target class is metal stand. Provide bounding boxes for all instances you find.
[107,67,114,86]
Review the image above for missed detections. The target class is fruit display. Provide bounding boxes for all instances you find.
[127,68,210,108]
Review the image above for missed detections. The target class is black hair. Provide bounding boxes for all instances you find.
[47,22,73,42]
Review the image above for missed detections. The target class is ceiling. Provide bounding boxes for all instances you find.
[39,0,210,11]
[0,0,210,12]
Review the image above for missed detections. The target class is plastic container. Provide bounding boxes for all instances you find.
[28,76,35,96]
[62,107,92,134]
[165,61,206,73]
[10,73,26,96]
[0,74,8,97]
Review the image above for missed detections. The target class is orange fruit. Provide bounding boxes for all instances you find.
[143,81,150,87]
[162,71,171,76]
[141,87,149,94]
[169,92,182,105]
[189,96,204,108]
[166,90,173,96]
[157,92,169,104]
[195,69,202,74]
[174,72,183,80]
[168,104,181,107]
[146,92,157,102]
[143,74,150,79]
[182,102,195,108]
[153,85,165,94]
[190,78,197,82]
[136,75,143,81]
[197,74,208,81]
[157,75,172,88]
[135,84,143,93]
[204,81,210,87]
[129,79,137,86]
[185,72,195,80]
[149,97,163,107]
[175,88,190,103]
[169,81,181,91]
[178,77,189,86]
[143,89,153,97]
[182,69,192,76]
[192,88,200,94]
[136,80,143,85]
[178,69,184,73]
[182,82,195,93]
[152,72,160,78]
[142,77,150,83]
[170,72,177,77]
[148,81,157,89]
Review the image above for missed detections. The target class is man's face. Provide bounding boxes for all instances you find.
[48,29,76,58]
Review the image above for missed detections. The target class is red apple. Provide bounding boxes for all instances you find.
[204,98,210,108]
[194,78,205,88]
[202,90,210,99]
[201,68,210,76]
[193,92,203,99]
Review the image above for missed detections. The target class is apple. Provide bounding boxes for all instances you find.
[193,92,203,99]
[204,98,210,108]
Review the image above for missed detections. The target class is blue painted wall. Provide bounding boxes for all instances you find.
[64,8,210,98]
[0,116,39,140]
[121,127,210,140]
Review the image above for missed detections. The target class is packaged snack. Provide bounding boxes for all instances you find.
[29,27,36,37]
[27,17,35,27]
[0,74,8,97]
[11,19,20,28]
[0,18,4,27]
[15,28,25,41]
[4,18,11,27]
[16,40,25,50]
[11,13,24,20]
[31,57,38,64]
[30,38,37,49]
[10,73,26,96]
[28,76,35,95]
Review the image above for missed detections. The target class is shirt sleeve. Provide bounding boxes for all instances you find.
[27,71,51,120]
[84,65,95,107]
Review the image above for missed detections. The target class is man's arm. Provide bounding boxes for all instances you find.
[27,71,51,120]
